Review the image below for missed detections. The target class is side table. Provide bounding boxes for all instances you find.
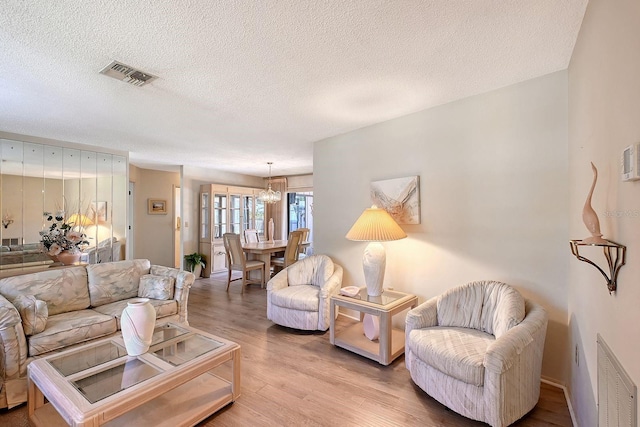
[330,287,418,365]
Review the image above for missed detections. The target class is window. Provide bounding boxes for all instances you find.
[287,192,313,241]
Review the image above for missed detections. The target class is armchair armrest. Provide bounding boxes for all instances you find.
[318,265,343,299]
[0,294,29,408]
[482,300,548,426]
[405,297,438,335]
[483,301,548,374]
[266,268,289,292]
[317,265,343,330]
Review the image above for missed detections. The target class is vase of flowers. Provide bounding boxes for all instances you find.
[39,211,89,265]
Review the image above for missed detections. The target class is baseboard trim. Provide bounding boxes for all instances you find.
[541,377,577,427]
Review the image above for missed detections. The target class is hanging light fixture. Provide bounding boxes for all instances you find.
[258,162,281,204]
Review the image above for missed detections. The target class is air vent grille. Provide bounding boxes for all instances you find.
[99,61,158,87]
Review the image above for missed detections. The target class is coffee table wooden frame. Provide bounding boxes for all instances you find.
[27,323,241,427]
[330,288,418,365]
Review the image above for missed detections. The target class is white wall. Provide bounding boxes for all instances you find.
[314,71,569,382]
[568,0,640,425]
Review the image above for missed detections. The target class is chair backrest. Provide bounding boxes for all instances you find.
[244,229,259,244]
[436,280,525,338]
[296,227,310,254]
[296,228,310,242]
[223,233,245,268]
[286,254,335,287]
[283,230,304,267]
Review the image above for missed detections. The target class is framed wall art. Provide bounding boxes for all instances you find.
[370,176,420,224]
[90,201,107,222]
[148,199,167,215]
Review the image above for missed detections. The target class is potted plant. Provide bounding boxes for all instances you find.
[184,252,206,278]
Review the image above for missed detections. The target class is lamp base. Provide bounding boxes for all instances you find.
[363,242,385,296]
[363,314,380,340]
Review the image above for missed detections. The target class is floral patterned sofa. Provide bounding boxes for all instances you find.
[0,259,195,409]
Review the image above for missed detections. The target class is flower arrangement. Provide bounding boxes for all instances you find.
[40,211,89,256]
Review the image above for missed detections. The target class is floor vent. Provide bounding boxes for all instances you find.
[99,61,157,87]
[598,334,637,426]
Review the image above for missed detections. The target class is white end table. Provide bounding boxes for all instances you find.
[330,287,418,365]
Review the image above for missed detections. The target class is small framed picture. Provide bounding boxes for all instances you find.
[148,199,167,215]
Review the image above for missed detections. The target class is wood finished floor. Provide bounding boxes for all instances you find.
[0,273,573,426]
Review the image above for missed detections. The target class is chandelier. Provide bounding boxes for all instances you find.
[258,162,281,204]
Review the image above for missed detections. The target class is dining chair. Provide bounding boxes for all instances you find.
[296,227,310,259]
[271,230,304,274]
[223,233,265,294]
[244,228,259,244]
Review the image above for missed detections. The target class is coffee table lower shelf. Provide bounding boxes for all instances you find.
[30,372,233,427]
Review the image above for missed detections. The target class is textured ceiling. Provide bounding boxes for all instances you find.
[0,0,587,177]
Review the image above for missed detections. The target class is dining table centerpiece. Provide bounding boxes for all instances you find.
[39,211,89,265]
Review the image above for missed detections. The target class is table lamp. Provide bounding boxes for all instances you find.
[346,205,407,296]
[67,213,94,229]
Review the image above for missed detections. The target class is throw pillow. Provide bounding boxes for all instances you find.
[138,274,175,300]
[13,294,48,335]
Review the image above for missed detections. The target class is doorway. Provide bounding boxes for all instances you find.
[173,186,181,268]
[127,182,135,259]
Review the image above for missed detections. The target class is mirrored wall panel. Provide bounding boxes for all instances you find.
[0,138,127,277]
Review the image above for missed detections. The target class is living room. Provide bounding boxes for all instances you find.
[1,1,639,426]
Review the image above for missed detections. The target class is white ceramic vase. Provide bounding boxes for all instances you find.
[121,298,155,356]
[268,218,275,243]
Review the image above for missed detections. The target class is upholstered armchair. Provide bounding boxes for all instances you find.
[267,254,343,331]
[405,281,548,427]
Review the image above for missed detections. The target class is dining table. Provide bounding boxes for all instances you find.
[242,239,311,286]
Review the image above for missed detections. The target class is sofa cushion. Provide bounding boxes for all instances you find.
[150,265,180,279]
[87,259,151,307]
[286,255,334,287]
[138,274,174,300]
[13,295,48,335]
[28,309,117,356]
[0,266,90,315]
[408,326,494,387]
[93,298,178,329]
[270,285,319,311]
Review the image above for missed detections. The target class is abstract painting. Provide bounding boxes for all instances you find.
[370,176,420,224]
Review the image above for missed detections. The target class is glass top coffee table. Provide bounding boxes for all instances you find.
[330,287,418,365]
[27,322,241,427]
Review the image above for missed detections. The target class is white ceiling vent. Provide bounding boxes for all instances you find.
[99,61,158,87]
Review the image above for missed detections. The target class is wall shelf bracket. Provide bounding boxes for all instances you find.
[569,239,626,294]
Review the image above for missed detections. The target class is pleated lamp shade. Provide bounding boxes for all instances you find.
[67,213,94,228]
[346,206,407,242]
